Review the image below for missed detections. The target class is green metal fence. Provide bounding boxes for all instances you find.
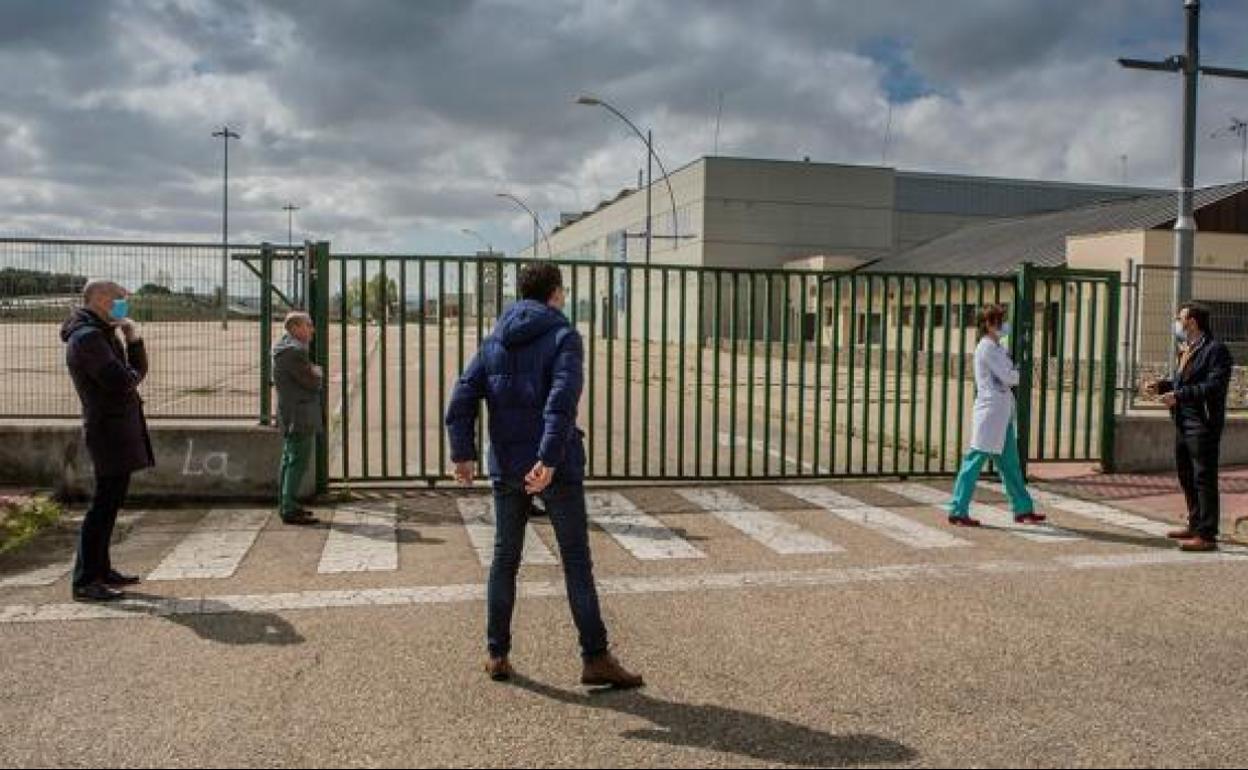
[316,254,1122,485]
[0,237,306,420]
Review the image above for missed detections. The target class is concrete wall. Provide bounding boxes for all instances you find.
[1113,414,1248,473]
[0,420,314,502]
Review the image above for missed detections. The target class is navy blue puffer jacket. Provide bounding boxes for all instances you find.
[445,299,585,482]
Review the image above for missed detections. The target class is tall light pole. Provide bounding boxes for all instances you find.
[461,227,493,256]
[576,95,680,265]
[282,203,300,304]
[212,125,241,329]
[1119,0,1248,307]
[495,193,552,258]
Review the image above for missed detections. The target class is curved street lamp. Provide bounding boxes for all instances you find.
[461,227,493,256]
[495,192,552,258]
[576,95,680,265]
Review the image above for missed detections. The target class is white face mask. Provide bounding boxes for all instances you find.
[1174,320,1187,340]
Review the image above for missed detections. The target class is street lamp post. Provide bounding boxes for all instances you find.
[282,203,300,304]
[461,228,493,256]
[495,193,552,258]
[212,125,241,329]
[576,95,680,265]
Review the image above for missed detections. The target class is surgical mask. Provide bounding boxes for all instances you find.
[1173,320,1186,340]
[110,298,129,320]
[999,322,1012,338]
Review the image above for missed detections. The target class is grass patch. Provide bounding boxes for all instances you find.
[0,494,65,554]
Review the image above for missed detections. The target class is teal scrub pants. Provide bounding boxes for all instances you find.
[947,422,1034,518]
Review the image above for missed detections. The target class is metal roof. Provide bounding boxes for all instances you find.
[868,181,1248,275]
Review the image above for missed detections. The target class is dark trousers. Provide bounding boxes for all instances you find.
[487,480,608,661]
[72,472,132,588]
[1175,427,1221,540]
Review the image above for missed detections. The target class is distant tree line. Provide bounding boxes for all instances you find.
[0,268,87,297]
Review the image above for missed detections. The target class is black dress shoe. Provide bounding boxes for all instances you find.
[281,511,321,526]
[104,570,141,586]
[72,583,125,603]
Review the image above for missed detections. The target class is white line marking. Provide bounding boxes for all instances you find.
[4,550,1245,625]
[981,483,1175,539]
[0,560,74,589]
[674,488,841,554]
[782,485,971,549]
[146,509,270,581]
[586,491,705,560]
[454,497,557,567]
[880,482,1082,543]
[317,505,398,574]
[717,432,814,474]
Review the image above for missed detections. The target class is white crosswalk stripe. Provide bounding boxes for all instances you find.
[318,505,399,573]
[674,488,841,554]
[454,497,557,567]
[980,483,1175,538]
[0,560,74,589]
[782,485,972,549]
[146,509,270,581]
[881,482,1082,543]
[586,491,705,560]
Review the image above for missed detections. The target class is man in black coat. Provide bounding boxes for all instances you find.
[61,280,155,601]
[1149,301,1234,552]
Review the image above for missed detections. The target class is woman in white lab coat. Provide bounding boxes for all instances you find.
[945,304,1043,526]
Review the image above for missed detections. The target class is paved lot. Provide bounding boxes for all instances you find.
[2,478,1247,767]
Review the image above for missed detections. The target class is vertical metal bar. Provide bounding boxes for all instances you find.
[660,266,668,478]
[813,276,824,475]
[677,268,687,476]
[311,242,331,493]
[829,276,841,474]
[859,276,872,475]
[746,274,756,477]
[1069,281,1084,458]
[846,276,857,474]
[476,260,485,466]
[762,272,772,476]
[694,271,704,477]
[712,271,723,477]
[955,278,968,471]
[589,266,597,477]
[1013,264,1037,475]
[259,244,273,425]
[1100,273,1122,470]
[1037,281,1053,460]
[438,260,447,480]
[606,264,615,476]
[418,260,427,478]
[877,275,889,474]
[923,278,936,473]
[798,275,809,475]
[359,258,370,478]
[939,277,952,472]
[642,265,651,477]
[379,260,389,477]
[729,272,739,477]
[907,278,921,474]
[892,276,906,475]
[624,266,633,477]
[339,256,350,479]
[400,260,408,477]
[1084,281,1099,459]
[1054,277,1067,462]
[781,273,792,476]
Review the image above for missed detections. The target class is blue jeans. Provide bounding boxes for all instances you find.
[487,480,609,661]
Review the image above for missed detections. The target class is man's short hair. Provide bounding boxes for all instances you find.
[83,280,124,304]
[1179,301,1211,334]
[518,262,563,303]
[284,311,312,333]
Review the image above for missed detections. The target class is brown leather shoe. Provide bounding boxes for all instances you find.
[1168,528,1196,540]
[484,657,514,682]
[1179,537,1218,552]
[581,653,644,689]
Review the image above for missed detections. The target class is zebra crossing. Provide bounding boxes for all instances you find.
[0,481,1237,593]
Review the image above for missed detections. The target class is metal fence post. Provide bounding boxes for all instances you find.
[1100,270,1122,472]
[259,242,274,426]
[1013,262,1037,477]
[310,240,331,494]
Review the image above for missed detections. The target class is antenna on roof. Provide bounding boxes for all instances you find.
[881,101,893,165]
[713,91,724,156]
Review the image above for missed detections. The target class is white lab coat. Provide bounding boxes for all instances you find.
[970,336,1020,455]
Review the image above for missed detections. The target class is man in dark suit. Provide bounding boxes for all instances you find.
[61,280,155,601]
[1149,301,1233,552]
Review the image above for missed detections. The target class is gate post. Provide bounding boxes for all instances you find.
[1099,270,1122,472]
[308,240,331,494]
[259,242,274,426]
[1013,262,1037,477]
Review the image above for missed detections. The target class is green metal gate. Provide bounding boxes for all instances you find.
[311,253,1120,486]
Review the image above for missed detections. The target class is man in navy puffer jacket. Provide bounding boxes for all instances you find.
[446,262,643,688]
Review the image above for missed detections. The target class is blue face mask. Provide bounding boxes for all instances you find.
[999,321,1012,337]
[110,298,129,320]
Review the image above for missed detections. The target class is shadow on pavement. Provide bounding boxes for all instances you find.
[114,592,306,647]
[510,675,916,767]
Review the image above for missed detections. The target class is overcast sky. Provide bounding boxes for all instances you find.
[3,0,1247,254]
